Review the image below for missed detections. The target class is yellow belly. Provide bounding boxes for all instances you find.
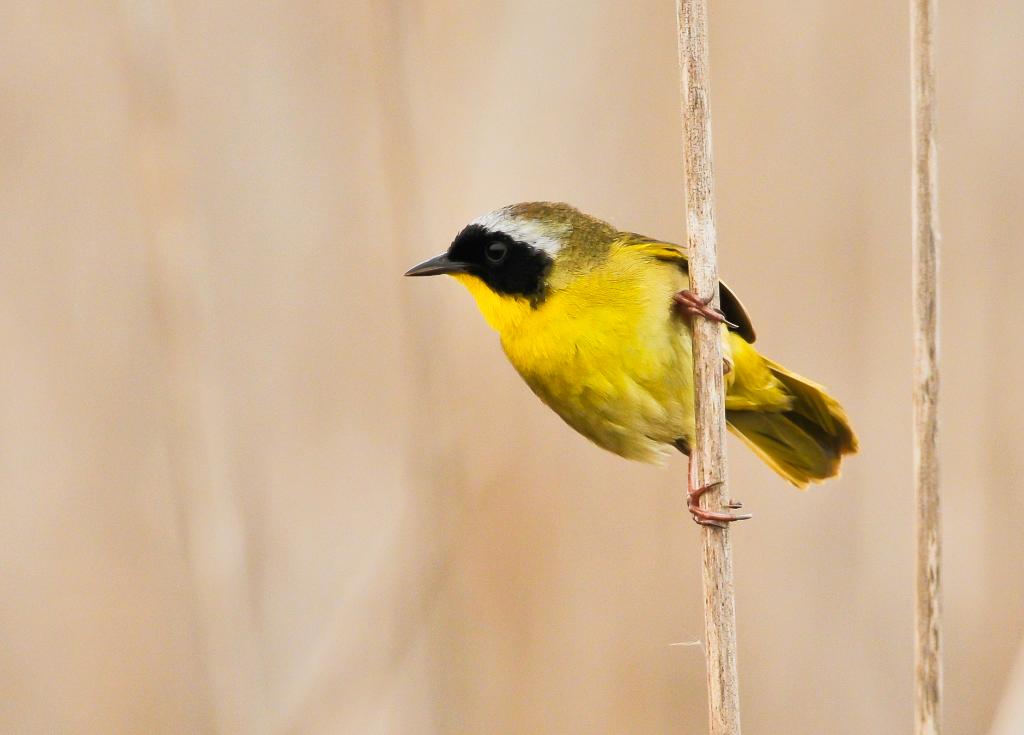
[456,257,698,463]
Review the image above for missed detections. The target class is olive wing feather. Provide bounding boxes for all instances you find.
[618,235,757,343]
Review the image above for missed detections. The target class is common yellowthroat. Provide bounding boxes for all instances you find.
[406,202,857,524]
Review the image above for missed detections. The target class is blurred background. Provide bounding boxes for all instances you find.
[2,1,1023,733]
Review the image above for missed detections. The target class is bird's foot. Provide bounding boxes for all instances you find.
[673,290,739,329]
[688,480,752,528]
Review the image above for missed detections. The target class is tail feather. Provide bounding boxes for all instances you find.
[727,357,858,488]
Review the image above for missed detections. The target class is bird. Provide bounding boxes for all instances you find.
[405,202,857,525]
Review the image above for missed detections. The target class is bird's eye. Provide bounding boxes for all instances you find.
[484,240,509,265]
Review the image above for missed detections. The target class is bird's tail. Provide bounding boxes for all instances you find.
[726,357,858,488]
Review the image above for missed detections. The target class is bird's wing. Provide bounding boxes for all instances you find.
[618,235,757,343]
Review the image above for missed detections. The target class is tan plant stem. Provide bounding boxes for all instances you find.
[912,0,941,733]
[675,1,742,733]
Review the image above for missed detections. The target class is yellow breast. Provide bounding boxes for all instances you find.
[453,249,696,462]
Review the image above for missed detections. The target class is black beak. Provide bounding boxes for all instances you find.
[404,253,471,277]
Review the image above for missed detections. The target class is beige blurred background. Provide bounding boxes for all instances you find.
[2,2,1023,733]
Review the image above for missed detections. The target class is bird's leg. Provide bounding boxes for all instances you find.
[687,464,752,528]
[675,291,735,376]
[673,290,739,329]
[675,295,747,527]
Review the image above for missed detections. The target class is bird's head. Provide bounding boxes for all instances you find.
[405,202,616,333]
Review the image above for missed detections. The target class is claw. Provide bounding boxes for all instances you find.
[693,515,728,529]
[687,479,752,526]
[690,506,754,524]
[673,290,740,329]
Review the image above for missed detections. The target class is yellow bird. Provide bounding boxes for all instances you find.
[406,202,857,524]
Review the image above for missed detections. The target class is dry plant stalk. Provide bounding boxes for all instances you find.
[675,1,742,733]
[912,0,941,733]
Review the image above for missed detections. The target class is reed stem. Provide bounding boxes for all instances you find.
[675,1,742,732]
[911,0,941,733]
